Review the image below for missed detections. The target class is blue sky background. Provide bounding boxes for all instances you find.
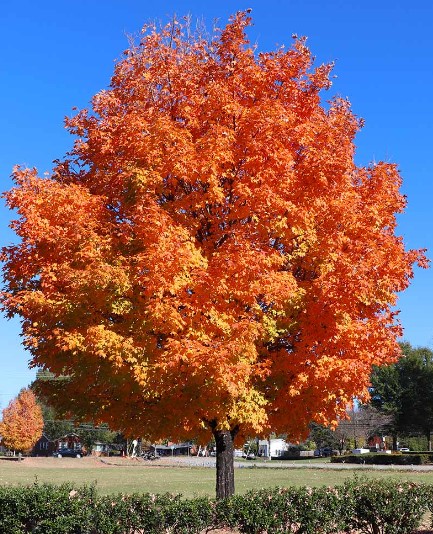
[1,0,432,411]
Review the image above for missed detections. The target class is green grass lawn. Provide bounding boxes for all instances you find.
[3,459,433,498]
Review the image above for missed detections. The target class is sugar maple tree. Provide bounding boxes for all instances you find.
[1,12,427,497]
[0,388,44,453]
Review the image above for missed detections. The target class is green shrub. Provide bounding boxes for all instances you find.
[332,453,433,465]
[0,482,97,534]
[163,495,214,533]
[92,493,167,534]
[294,485,347,533]
[216,486,345,533]
[0,478,429,534]
[216,490,294,533]
[342,477,429,534]
[0,484,214,534]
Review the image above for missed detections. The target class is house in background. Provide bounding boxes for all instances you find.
[54,433,83,451]
[258,438,289,458]
[32,434,55,456]
[32,433,86,456]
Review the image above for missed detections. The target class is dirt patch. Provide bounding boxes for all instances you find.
[2,455,183,469]
[3,456,111,469]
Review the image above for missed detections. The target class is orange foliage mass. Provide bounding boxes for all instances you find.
[1,12,427,443]
[0,389,44,452]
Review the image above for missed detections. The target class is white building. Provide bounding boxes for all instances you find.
[258,438,288,458]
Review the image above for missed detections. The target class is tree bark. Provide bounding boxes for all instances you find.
[212,425,239,500]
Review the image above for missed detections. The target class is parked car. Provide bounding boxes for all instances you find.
[320,447,336,457]
[398,447,410,452]
[53,448,83,458]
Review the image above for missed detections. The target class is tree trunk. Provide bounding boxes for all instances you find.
[392,434,398,451]
[212,426,239,500]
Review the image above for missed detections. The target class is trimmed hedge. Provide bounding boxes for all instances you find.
[0,478,431,533]
[217,485,346,533]
[0,483,213,534]
[0,483,96,533]
[332,453,433,465]
[343,478,430,534]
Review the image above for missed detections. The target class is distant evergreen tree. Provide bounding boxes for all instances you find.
[370,342,433,450]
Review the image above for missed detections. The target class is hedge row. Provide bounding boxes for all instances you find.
[0,478,431,533]
[332,453,433,465]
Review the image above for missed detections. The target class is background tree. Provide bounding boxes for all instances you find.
[309,423,339,452]
[371,342,433,450]
[399,343,433,450]
[1,12,427,498]
[344,405,392,449]
[310,405,392,454]
[38,403,74,441]
[370,355,404,449]
[34,373,119,450]
[311,414,362,454]
[39,404,118,450]
[0,388,43,453]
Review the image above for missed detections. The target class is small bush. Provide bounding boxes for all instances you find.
[342,477,429,534]
[0,482,96,533]
[92,493,167,534]
[216,486,346,533]
[163,495,214,534]
[216,489,297,533]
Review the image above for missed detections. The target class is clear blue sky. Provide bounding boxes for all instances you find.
[1,0,432,410]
